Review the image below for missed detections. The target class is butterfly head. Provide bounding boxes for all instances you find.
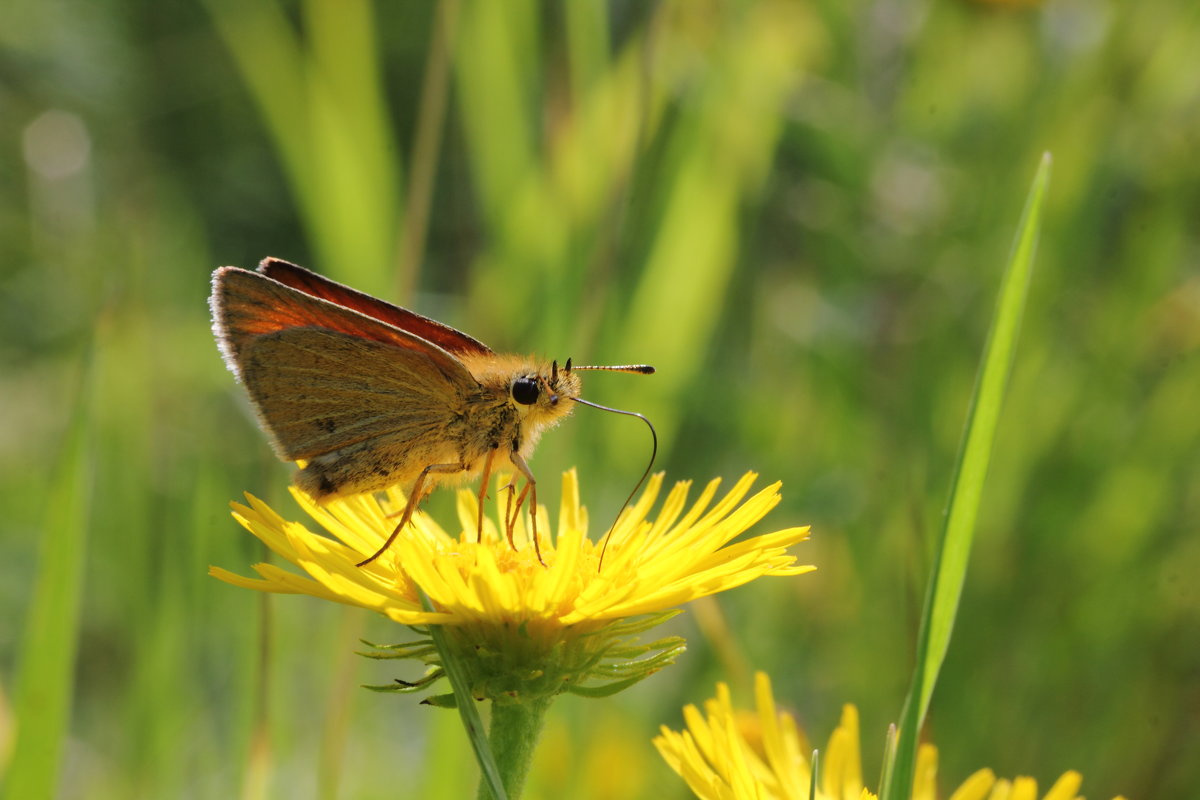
[510,358,582,424]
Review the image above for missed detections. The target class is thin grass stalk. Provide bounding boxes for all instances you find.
[882,154,1053,800]
[2,358,93,800]
[395,0,461,302]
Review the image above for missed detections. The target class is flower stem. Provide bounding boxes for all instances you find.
[475,696,552,800]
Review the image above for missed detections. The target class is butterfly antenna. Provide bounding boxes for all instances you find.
[571,397,658,570]
[569,363,655,375]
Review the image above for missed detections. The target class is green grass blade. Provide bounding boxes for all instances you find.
[614,4,808,456]
[419,592,508,800]
[203,0,400,286]
[883,153,1053,800]
[2,361,93,800]
[395,0,461,301]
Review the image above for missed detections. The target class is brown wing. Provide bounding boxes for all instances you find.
[237,327,474,462]
[211,266,477,386]
[255,258,493,357]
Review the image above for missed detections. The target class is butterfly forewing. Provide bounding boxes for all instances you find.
[256,258,494,357]
[240,328,477,462]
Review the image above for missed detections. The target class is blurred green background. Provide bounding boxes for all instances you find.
[2,0,1197,798]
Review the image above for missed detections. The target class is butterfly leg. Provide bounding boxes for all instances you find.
[475,447,498,543]
[503,479,516,534]
[508,452,544,566]
[503,482,531,546]
[502,478,530,555]
[356,462,463,567]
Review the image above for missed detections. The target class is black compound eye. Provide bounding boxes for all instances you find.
[511,376,540,405]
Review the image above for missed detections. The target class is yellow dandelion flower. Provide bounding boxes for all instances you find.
[654,672,1127,800]
[211,470,812,701]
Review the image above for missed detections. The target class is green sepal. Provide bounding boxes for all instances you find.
[363,682,422,694]
[357,646,439,661]
[421,692,460,709]
[360,637,434,650]
[591,640,686,678]
[580,610,680,639]
[362,667,445,694]
[567,674,656,698]
[357,637,438,660]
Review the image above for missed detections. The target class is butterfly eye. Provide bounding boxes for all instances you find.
[511,376,540,405]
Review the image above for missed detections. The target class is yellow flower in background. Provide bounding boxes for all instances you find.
[212,470,812,701]
[654,672,1127,800]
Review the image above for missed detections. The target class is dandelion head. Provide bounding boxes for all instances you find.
[211,470,813,703]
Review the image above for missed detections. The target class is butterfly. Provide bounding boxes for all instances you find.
[210,258,653,566]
